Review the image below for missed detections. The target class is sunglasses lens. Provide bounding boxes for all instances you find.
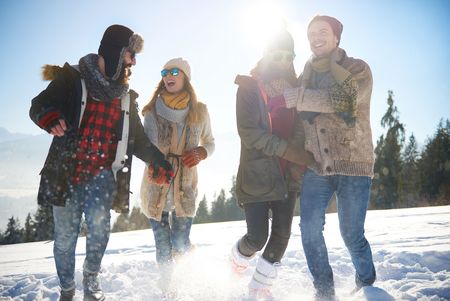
[171,68,179,76]
[161,69,168,77]
[286,54,295,62]
[273,53,283,62]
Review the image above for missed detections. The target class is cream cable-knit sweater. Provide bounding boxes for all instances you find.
[284,49,374,177]
[140,98,215,221]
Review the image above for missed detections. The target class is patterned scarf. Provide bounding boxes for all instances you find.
[310,56,331,73]
[306,48,357,127]
[160,90,190,110]
[79,54,128,102]
[263,78,293,98]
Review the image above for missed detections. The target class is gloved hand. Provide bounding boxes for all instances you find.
[181,147,207,168]
[330,47,344,65]
[282,143,316,166]
[289,163,307,182]
[148,158,174,185]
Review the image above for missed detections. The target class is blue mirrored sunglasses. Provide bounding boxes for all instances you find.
[161,67,180,77]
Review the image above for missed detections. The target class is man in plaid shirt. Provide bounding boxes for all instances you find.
[29,25,173,301]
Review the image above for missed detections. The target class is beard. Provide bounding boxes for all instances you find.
[113,64,132,85]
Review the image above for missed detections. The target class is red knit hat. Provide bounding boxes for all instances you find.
[308,15,343,46]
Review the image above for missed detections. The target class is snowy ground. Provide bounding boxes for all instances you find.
[0,205,449,301]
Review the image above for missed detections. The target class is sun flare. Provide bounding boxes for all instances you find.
[240,1,287,51]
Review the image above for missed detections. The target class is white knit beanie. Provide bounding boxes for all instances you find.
[163,57,191,81]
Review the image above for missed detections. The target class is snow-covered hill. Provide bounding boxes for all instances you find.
[1,206,449,301]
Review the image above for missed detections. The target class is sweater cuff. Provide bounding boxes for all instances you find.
[283,87,305,111]
[38,111,61,131]
[275,139,288,157]
[283,88,298,108]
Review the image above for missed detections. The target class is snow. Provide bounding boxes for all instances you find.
[1,206,449,301]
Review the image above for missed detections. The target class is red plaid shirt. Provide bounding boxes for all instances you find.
[72,96,122,184]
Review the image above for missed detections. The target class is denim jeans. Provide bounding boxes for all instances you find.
[150,211,193,265]
[53,170,116,290]
[300,169,376,296]
[238,192,296,263]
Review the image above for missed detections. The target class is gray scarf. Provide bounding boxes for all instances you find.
[79,54,128,101]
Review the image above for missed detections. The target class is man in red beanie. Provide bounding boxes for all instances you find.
[29,24,173,301]
[283,15,376,300]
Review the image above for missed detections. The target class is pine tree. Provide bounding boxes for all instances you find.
[3,216,22,244]
[418,119,450,205]
[194,195,210,224]
[371,91,405,209]
[79,217,88,237]
[210,189,227,222]
[22,213,36,242]
[34,205,54,241]
[224,176,245,221]
[400,134,421,207]
[128,206,150,230]
[111,212,130,233]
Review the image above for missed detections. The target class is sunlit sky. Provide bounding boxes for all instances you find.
[1,0,449,200]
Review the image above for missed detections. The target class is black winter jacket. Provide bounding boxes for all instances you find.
[29,63,164,213]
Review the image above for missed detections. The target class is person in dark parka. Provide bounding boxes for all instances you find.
[29,24,173,301]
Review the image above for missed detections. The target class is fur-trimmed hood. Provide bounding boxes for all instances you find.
[41,64,70,81]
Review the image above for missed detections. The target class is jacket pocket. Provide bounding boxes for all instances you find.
[332,128,355,160]
[240,157,275,196]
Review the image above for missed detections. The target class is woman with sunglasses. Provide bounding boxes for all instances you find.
[139,57,215,295]
[232,29,315,300]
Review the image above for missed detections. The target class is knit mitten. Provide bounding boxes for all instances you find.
[248,256,279,301]
[283,87,304,109]
[230,241,255,274]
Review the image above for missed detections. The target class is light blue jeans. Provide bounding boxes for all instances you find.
[53,170,116,290]
[300,169,376,296]
[150,211,193,265]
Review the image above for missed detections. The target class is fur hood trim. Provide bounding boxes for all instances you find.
[129,33,144,53]
[41,64,64,81]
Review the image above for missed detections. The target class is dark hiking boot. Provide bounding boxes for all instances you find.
[83,271,105,301]
[59,287,75,301]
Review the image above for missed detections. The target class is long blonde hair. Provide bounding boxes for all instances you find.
[141,74,202,124]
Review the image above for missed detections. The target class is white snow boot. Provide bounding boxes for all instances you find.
[247,256,279,301]
[158,262,177,299]
[230,241,255,274]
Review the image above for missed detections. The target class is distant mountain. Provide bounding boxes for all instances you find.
[0,128,51,230]
[0,130,51,190]
[0,127,30,143]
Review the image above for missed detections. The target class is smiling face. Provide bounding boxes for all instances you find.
[163,68,185,94]
[307,20,338,58]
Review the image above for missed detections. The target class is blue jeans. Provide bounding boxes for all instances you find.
[300,169,376,296]
[53,170,116,290]
[150,211,193,265]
